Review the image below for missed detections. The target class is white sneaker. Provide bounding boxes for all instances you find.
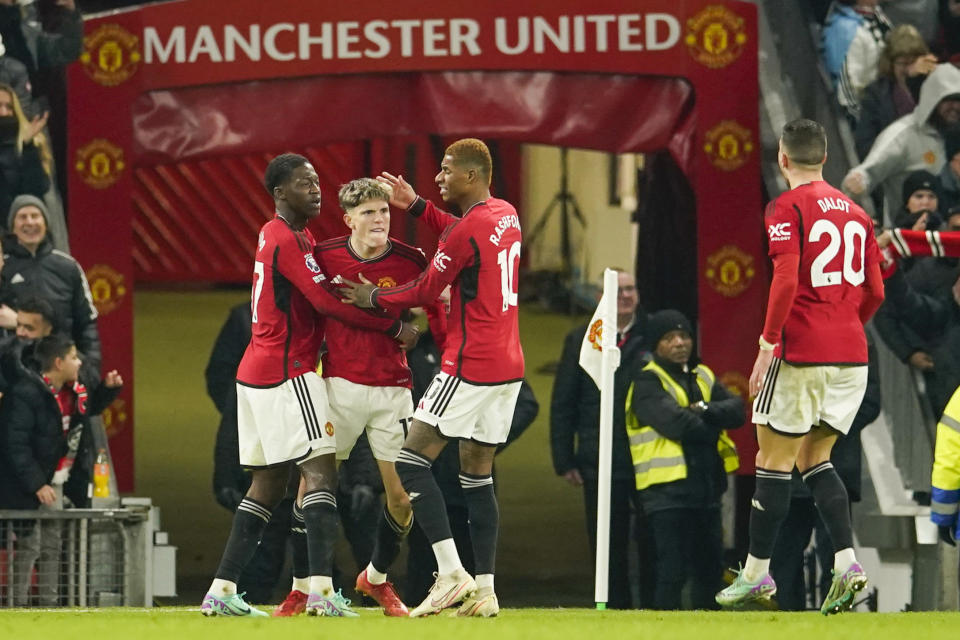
[457,591,499,617]
[408,569,476,617]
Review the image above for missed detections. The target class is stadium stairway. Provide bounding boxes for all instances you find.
[751,0,956,611]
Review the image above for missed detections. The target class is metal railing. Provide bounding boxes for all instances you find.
[0,505,168,607]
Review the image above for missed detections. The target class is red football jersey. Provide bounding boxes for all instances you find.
[374,197,525,384]
[236,216,399,387]
[316,237,430,388]
[765,181,881,365]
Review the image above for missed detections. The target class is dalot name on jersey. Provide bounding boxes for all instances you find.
[816,196,851,213]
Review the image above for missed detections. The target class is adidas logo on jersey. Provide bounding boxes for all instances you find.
[408,492,421,501]
[767,223,791,242]
[751,499,765,512]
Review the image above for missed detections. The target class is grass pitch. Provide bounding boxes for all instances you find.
[1,608,958,640]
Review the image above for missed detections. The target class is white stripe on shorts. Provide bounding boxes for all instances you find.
[755,357,781,414]
[292,376,321,441]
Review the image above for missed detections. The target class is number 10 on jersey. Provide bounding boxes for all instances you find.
[498,241,521,312]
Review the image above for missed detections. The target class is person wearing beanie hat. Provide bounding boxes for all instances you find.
[1,195,101,373]
[940,132,960,213]
[893,169,941,231]
[626,308,744,610]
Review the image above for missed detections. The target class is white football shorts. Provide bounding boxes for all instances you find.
[752,358,868,436]
[414,371,522,444]
[324,376,413,462]
[236,371,334,467]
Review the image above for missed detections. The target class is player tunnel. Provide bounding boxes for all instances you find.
[68,0,762,489]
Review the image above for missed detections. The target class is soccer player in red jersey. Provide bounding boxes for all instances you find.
[312,178,445,616]
[200,154,416,618]
[340,139,524,617]
[716,120,885,614]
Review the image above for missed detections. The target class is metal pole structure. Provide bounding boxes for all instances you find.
[594,268,621,609]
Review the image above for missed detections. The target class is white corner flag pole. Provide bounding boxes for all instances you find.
[591,269,621,610]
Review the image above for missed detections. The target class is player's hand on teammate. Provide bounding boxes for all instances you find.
[748,348,776,397]
[103,370,123,388]
[396,321,420,351]
[338,273,378,308]
[376,172,417,209]
[561,468,583,487]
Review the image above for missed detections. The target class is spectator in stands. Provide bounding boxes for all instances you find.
[550,268,651,609]
[843,63,960,224]
[836,1,893,122]
[1,194,100,373]
[626,310,744,610]
[0,0,82,105]
[821,1,891,92]
[0,34,38,119]
[0,84,48,224]
[883,0,941,44]
[941,132,960,211]
[892,169,943,232]
[855,25,936,159]
[0,247,16,335]
[0,294,55,397]
[0,334,121,605]
[770,341,880,611]
[937,0,960,62]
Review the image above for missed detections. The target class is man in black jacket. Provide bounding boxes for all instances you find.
[627,310,744,610]
[2,195,99,374]
[550,269,650,609]
[0,333,121,605]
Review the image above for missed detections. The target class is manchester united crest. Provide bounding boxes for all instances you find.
[75,139,125,189]
[325,421,335,437]
[720,371,749,399]
[703,121,754,172]
[378,276,398,288]
[587,318,603,352]
[686,5,748,69]
[86,264,127,316]
[80,24,141,86]
[102,398,129,437]
[705,245,755,298]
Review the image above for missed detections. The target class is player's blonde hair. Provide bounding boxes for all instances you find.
[338,177,391,212]
[445,138,492,185]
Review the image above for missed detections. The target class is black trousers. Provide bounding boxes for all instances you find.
[646,506,723,610]
[769,497,835,611]
[582,475,655,609]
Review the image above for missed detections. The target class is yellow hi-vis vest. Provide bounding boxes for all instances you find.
[931,386,960,529]
[625,360,739,491]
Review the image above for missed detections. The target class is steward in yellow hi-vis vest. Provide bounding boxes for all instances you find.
[625,310,745,610]
[932,385,960,546]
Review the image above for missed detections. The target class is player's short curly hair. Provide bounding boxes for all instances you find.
[15,295,58,332]
[264,153,309,194]
[781,119,826,167]
[445,138,492,185]
[338,178,392,212]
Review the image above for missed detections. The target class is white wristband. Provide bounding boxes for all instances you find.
[759,336,777,351]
